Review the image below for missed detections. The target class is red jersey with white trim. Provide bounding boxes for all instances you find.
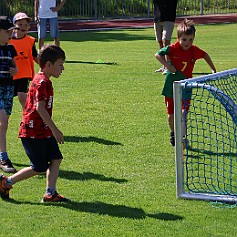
[19,72,54,138]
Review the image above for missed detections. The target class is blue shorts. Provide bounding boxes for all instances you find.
[0,85,14,115]
[21,137,63,172]
[38,17,59,39]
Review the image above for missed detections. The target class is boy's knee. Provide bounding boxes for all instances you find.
[0,119,9,129]
[32,164,49,173]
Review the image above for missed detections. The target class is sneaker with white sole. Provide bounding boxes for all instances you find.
[162,68,167,75]
[0,174,12,199]
[155,66,165,73]
[41,191,71,203]
[0,159,17,173]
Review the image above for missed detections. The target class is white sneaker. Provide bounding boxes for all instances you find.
[162,68,167,75]
[155,66,165,73]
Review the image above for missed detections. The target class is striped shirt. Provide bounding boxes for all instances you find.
[0,45,17,86]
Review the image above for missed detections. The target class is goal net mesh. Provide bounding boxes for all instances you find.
[181,69,237,197]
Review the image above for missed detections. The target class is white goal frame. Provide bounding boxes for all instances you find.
[173,68,237,203]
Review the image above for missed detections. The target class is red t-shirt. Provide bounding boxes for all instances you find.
[168,41,207,78]
[19,72,54,138]
[157,41,207,98]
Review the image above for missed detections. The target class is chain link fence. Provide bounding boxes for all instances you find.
[0,0,236,20]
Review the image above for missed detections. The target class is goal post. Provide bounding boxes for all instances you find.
[173,68,237,203]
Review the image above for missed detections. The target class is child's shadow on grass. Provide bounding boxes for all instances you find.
[64,136,123,146]
[7,199,183,220]
[60,170,128,183]
[65,60,117,65]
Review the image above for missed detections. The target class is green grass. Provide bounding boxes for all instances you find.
[2,23,237,237]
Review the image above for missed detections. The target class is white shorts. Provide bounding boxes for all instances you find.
[154,21,175,42]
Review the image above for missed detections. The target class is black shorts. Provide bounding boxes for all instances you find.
[21,137,63,172]
[14,78,30,96]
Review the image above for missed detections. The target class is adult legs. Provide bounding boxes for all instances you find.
[49,18,60,47]
[38,18,47,51]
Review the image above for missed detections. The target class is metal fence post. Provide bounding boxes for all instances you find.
[148,0,151,18]
[94,0,98,19]
[200,0,204,15]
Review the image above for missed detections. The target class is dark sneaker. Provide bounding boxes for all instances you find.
[41,191,71,203]
[0,174,12,199]
[0,159,17,173]
[170,131,175,147]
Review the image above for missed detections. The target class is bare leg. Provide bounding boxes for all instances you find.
[168,114,174,132]
[0,110,9,152]
[163,40,171,67]
[38,38,44,51]
[10,167,40,183]
[46,159,62,190]
[158,40,163,49]
[17,92,27,110]
[54,37,60,47]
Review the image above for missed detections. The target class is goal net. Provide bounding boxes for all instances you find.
[173,68,237,203]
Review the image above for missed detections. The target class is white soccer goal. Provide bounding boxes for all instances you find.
[173,68,237,203]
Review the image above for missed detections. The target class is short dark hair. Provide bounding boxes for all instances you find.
[38,45,66,68]
[177,19,196,39]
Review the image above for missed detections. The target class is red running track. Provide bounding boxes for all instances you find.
[29,13,237,32]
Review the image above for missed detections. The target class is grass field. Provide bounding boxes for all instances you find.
[1,23,237,237]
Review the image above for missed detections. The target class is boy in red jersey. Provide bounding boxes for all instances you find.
[155,19,216,146]
[9,12,39,109]
[0,45,70,202]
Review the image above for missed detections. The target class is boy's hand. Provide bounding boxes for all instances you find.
[167,65,177,74]
[34,16,39,23]
[50,7,57,12]
[9,67,17,76]
[52,128,64,144]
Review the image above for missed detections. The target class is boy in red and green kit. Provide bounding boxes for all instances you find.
[155,19,216,146]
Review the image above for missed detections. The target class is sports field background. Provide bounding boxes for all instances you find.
[1,19,237,237]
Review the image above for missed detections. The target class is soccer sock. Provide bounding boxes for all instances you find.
[0,152,8,162]
[46,187,56,196]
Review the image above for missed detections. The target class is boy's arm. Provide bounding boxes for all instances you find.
[36,100,64,144]
[155,53,176,73]
[52,0,67,12]
[34,57,39,65]
[32,44,39,64]
[204,53,216,73]
[10,58,18,76]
